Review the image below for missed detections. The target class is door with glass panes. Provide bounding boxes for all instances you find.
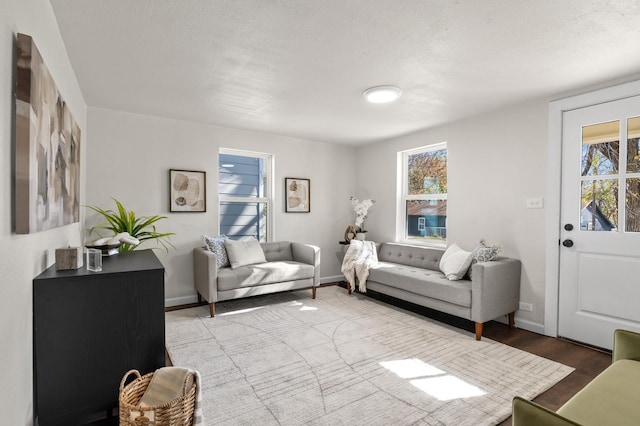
[559,95,640,350]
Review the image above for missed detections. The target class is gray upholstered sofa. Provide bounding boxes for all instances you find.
[193,241,320,317]
[363,242,521,340]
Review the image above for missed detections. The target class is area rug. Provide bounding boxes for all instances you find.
[165,285,573,425]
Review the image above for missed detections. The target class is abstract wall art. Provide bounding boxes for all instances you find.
[170,169,206,212]
[285,177,310,213]
[14,33,81,234]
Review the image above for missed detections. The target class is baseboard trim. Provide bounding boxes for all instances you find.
[321,275,343,284]
[514,317,545,335]
[165,295,198,307]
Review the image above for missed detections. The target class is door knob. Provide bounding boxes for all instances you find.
[562,239,574,247]
[564,224,574,231]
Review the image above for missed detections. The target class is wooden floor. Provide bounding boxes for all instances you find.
[166,283,612,425]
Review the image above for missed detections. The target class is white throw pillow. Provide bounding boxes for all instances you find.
[439,243,473,280]
[224,239,267,269]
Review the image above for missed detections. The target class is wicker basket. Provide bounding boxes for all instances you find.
[119,369,197,426]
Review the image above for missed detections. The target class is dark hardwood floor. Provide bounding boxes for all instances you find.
[166,283,612,425]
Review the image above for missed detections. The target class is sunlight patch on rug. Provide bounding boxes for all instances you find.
[166,286,574,426]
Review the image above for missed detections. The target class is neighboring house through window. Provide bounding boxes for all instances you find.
[218,149,273,241]
[399,143,448,245]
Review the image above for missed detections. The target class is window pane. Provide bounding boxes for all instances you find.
[626,116,640,173]
[581,121,619,176]
[406,200,447,242]
[219,154,265,198]
[626,178,640,232]
[219,202,268,241]
[580,179,618,231]
[407,149,447,195]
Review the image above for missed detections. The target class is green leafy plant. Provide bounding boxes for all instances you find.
[87,198,175,252]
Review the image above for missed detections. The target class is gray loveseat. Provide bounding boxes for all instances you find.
[363,242,521,340]
[194,241,321,317]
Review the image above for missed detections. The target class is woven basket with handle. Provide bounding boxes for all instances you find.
[119,369,197,426]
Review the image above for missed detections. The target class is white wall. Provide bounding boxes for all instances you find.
[357,99,549,330]
[0,0,87,424]
[86,107,356,305]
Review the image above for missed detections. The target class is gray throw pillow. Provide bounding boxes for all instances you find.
[202,235,230,269]
[468,239,502,279]
[224,238,267,269]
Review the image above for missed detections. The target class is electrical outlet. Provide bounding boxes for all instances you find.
[519,302,533,312]
[526,198,544,209]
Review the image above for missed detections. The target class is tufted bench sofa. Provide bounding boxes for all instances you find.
[364,242,521,340]
[194,241,320,317]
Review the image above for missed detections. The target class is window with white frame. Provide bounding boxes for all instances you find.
[218,149,273,241]
[400,143,447,245]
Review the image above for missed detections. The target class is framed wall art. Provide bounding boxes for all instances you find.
[170,169,206,212]
[14,33,82,234]
[285,177,310,213]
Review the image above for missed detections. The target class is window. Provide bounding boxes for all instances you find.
[400,143,447,245]
[218,149,273,241]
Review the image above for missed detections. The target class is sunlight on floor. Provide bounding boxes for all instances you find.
[380,359,444,378]
[286,301,318,311]
[218,306,264,316]
[380,358,486,401]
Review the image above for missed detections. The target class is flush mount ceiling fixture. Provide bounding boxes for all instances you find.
[363,86,403,103]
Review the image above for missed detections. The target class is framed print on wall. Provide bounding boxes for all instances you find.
[14,33,82,234]
[285,177,310,213]
[170,169,206,212]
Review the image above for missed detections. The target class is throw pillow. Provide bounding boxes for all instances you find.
[202,235,230,269]
[439,243,473,281]
[468,239,502,279]
[224,238,267,269]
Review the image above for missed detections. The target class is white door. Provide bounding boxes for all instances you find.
[559,95,640,350]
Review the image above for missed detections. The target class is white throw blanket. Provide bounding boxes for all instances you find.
[341,240,378,293]
[130,367,204,425]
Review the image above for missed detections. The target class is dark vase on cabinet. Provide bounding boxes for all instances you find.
[33,250,165,425]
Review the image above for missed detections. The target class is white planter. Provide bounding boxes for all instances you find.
[355,233,366,241]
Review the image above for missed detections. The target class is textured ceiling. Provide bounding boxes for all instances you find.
[49,0,640,145]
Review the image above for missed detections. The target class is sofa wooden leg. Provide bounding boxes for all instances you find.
[209,302,215,317]
[475,322,483,341]
[312,286,317,299]
[508,311,516,329]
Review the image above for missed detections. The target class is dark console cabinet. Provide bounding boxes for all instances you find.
[33,250,165,425]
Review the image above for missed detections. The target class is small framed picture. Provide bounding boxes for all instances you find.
[285,177,310,213]
[170,169,206,212]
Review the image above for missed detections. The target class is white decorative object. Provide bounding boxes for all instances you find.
[355,233,366,241]
[350,196,375,234]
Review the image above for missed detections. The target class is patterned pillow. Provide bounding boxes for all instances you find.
[202,235,230,269]
[468,239,502,279]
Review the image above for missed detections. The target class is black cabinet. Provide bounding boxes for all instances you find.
[33,250,165,425]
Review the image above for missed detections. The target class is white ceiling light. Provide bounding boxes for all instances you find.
[363,86,402,103]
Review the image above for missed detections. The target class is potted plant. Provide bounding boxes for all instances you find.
[87,198,175,253]
[350,196,375,240]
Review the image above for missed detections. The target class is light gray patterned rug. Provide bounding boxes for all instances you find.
[165,285,573,426]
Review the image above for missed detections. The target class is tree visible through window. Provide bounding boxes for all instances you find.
[580,117,640,232]
[218,150,272,241]
[401,143,447,244]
